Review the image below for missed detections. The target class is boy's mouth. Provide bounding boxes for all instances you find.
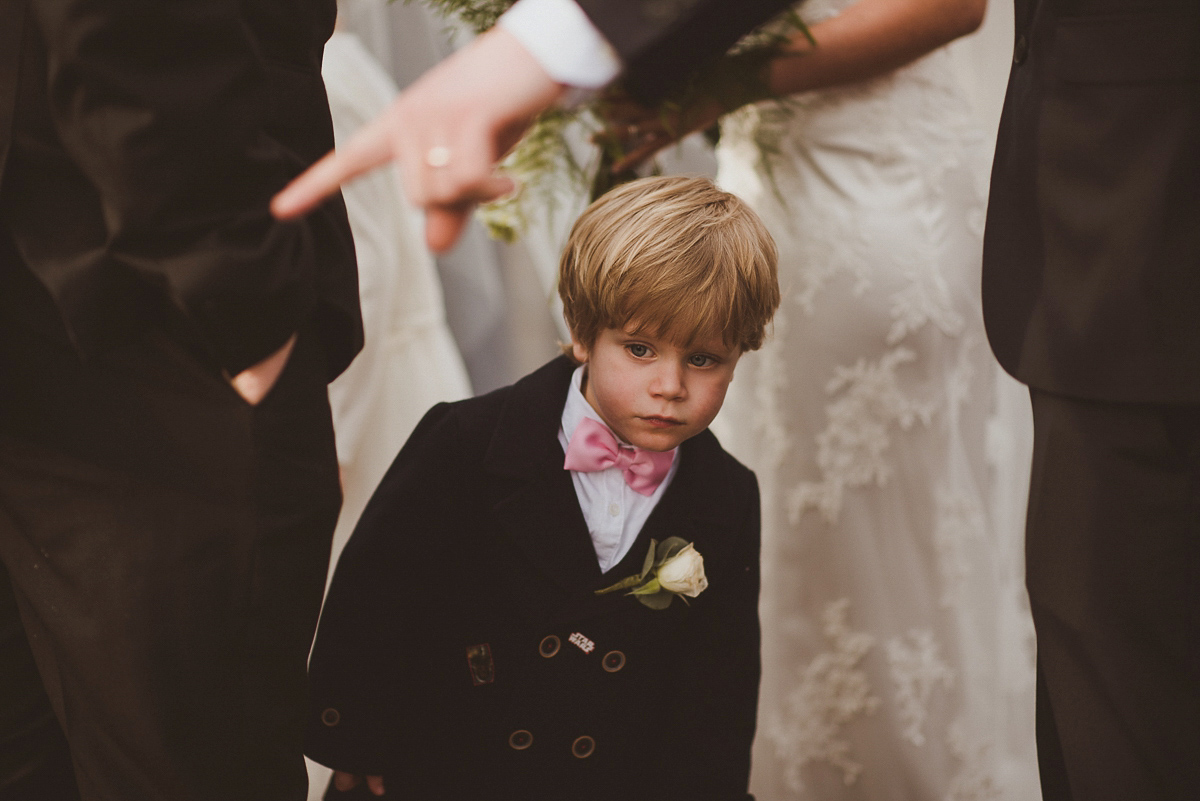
[640,415,683,427]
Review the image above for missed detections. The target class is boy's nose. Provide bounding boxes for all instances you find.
[651,363,686,399]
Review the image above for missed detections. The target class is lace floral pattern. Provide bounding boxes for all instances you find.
[761,600,881,792]
[946,718,1004,801]
[788,347,934,524]
[886,629,955,747]
[713,2,1039,797]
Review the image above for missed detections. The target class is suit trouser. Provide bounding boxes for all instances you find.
[0,560,79,800]
[0,253,342,800]
[1027,389,1200,801]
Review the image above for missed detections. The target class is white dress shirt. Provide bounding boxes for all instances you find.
[498,0,622,89]
[559,366,679,572]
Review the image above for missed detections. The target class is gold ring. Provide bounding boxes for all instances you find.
[425,146,451,168]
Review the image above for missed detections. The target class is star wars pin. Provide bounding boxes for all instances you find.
[466,643,495,685]
[568,632,595,654]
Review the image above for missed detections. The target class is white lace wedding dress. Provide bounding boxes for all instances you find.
[712,2,1041,798]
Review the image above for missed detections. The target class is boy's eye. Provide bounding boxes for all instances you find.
[627,343,651,358]
[688,354,715,367]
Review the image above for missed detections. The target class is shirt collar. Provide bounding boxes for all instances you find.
[561,364,613,445]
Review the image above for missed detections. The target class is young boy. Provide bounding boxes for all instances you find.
[306,175,780,801]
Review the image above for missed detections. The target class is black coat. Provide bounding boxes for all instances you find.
[982,0,1200,402]
[0,0,362,379]
[0,2,356,796]
[306,357,762,801]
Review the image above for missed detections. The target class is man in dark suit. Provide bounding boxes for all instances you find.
[0,1,361,798]
[982,1,1200,798]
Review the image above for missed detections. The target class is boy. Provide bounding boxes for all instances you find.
[306,175,780,800]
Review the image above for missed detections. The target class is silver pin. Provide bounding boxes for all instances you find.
[568,632,596,654]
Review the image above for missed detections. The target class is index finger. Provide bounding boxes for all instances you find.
[271,115,395,219]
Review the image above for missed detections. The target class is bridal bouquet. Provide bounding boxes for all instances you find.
[413,0,809,241]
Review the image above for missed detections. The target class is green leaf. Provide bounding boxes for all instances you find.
[639,540,658,580]
[637,591,675,611]
[786,10,817,48]
[598,540,663,595]
[595,574,647,595]
[630,577,662,596]
[656,537,689,567]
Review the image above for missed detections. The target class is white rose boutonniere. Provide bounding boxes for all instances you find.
[656,544,708,597]
[595,537,708,610]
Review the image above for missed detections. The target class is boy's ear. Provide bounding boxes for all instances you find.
[570,337,590,364]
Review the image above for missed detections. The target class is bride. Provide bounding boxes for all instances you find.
[609,1,1040,797]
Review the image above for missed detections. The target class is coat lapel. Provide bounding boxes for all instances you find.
[629,429,742,574]
[484,357,603,600]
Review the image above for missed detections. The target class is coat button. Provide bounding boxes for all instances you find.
[320,708,340,727]
[572,735,596,759]
[539,635,561,658]
[509,729,534,750]
[602,650,626,673]
[1013,34,1029,65]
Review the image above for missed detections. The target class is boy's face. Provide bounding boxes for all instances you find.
[571,325,741,453]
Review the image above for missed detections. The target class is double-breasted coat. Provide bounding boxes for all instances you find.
[306,357,762,801]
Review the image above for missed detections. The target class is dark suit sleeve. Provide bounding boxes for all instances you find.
[28,0,334,375]
[575,0,796,101]
[670,467,762,800]
[305,402,465,775]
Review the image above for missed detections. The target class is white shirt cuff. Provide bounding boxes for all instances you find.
[498,0,623,89]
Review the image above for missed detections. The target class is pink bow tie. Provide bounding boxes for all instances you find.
[563,417,675,496]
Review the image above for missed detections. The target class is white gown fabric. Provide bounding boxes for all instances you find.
[306,31,472,799]
[322,30,471,561]
[712,2,1041,798]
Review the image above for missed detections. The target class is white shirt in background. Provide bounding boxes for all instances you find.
[499,0,622,89]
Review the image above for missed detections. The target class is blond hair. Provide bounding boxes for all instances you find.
[559,175,779,353]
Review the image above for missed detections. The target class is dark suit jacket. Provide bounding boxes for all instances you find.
[306,356,762,801]
[0,1,359,792]
[982,0,1200,403]
[0,0,362,379]
[578,0,796,101]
